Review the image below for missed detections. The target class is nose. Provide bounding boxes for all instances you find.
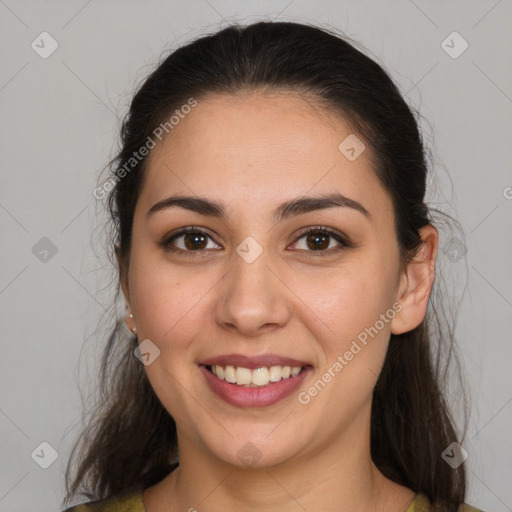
[214,246,292,337]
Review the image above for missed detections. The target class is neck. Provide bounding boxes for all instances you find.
[144,415,415,512]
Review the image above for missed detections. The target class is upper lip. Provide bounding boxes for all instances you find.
[200,354,310,370]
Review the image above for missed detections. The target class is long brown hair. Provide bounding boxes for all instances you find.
[63,21,468,510]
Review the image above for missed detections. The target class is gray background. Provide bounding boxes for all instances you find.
[1,1,511,511]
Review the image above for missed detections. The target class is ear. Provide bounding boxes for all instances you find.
[115,243,131,309]
[116,244,137,332]
[390,224,438,335]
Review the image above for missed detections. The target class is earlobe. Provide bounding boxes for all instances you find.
[115,243,130,305]
[116,244,136,334]
[125,311,137,335]
[390,224,438,335]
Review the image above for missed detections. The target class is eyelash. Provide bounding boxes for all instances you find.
[159,225,352,258]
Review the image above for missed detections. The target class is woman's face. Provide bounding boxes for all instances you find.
[125,91,405,468]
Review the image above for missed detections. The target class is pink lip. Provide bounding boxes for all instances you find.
[201,353,310,370]
[199,364,312,408]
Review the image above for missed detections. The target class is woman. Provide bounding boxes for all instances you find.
[62,21,483,512]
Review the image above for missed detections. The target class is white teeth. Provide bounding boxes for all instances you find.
[224,365,237,383]
[208,364,304,387]
[252,367,270,386]
[236,367,252,385]
[269,366,282,382]
[291,366,301,376]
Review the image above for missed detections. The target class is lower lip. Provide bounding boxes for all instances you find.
[199,365,311,408]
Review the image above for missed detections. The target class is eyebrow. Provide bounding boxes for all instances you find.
[147,193,371,222]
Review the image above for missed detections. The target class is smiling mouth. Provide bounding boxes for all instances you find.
[204,364,307,387]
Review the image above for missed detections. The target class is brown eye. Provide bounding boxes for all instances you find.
[291,227,351,256]
[305,231,331,250]
[182,232,208,250]
[160,227,222,255]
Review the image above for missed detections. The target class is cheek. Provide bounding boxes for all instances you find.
[128,254,217,353]
[128,259,214,425]
[291,260,398,348]
[293,271,396,422]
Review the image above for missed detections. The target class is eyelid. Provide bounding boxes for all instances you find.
[293,225,350,245]
[160,225,352,256]
[159,226,222,255]
[290,225,352,256]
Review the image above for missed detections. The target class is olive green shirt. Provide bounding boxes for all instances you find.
[64,490,484,511]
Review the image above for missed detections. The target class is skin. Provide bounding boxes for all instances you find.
[121,91,438,512]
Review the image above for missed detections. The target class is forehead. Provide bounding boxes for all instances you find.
[138,91,392,222]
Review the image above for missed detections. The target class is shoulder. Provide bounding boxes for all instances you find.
[407,493,485,512]
[63,462,178,512]
[62,488,145,512]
